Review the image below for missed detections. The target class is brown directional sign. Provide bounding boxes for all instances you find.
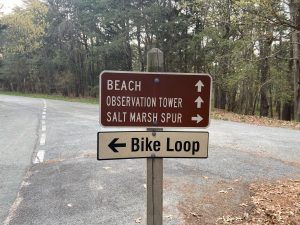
[97,131,209,160]
[99,71,212,128]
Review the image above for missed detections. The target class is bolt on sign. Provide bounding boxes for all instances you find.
[97,131,209,160]
[99,71,212,128]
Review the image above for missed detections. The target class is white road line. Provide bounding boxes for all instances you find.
[3,171,33,225]
[42,124,46,132]
[42,115,46,120]
[42,120,46,125]
[42,111,46,115]
[2,193,23,225]
[33,150,45,164]
[40,133,46,145]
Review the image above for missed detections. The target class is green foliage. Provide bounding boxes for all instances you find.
[0,0,47,92]
[0,0,296,120]
[0,90,98,104]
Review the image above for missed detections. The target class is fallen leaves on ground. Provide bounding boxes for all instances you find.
[216,179,300,225]
[212,109,300,130]
[178,180,251,225]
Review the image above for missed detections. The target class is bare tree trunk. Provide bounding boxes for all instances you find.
[291,0,300,121]
[228,89,237,112]
[214,87,219,109]
[269,88,273,118]
[137,23,144,71]
[215,0,231,110]
[122,0,132,71]
[259,34,272,117]
[279,32,293,121]
[291,29,300,120]
[276,101,281,119]
[282,102,292,121]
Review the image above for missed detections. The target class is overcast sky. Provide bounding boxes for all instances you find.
[0,0,25,14]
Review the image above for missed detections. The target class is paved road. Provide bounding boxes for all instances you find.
[0,95,299,225]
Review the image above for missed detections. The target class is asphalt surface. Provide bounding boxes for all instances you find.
[0,96,41,224]
[0,94,299,225]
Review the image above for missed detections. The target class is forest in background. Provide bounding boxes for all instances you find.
[0,0,300,121]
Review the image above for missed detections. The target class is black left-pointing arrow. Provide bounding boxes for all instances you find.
[108,138,126,153]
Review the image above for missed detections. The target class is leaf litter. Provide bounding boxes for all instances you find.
[178,179,300,225]
[216,179,300,225]
[212,109,300,130]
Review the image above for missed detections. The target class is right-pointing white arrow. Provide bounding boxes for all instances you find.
[195,80,204,92]
[195,96,204,108]
[191,114,203,123]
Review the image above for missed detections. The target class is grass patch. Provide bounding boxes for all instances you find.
[0,90,98,104]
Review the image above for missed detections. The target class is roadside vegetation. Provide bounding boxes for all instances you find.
[0,0,300,122]
[1,90,300,129]
[212,109,300,130]
[0,90,98,104]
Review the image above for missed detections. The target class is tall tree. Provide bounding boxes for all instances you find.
[0,0,47,92]
[0,0,298,121]
[258,26,273,117]
[290,0,300,121]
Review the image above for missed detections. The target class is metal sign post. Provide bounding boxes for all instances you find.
[147,48,164,225]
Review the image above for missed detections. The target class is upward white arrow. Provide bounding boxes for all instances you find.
[195,96,204,108]
[195,80,204,92]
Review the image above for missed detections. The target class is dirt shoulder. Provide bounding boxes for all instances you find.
[212,109,300,130]
[178,178,300,225]
[216,179,300,225]
[177,111,300,224]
